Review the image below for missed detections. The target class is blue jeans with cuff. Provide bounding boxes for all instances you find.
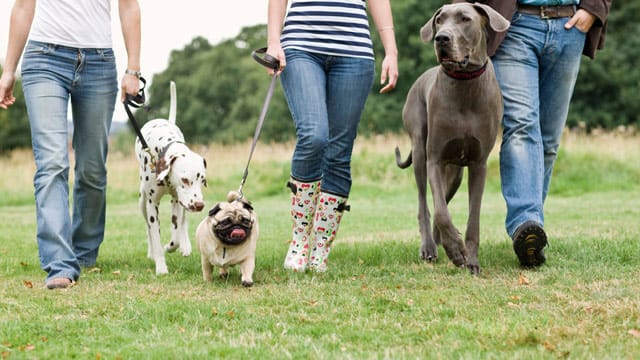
[492,13,586,237]
[21,40,117,283]
[280,49,374,197]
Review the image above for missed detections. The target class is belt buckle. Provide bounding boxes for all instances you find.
[539,6,550,19]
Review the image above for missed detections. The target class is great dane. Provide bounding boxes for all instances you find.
[395,3,509,274]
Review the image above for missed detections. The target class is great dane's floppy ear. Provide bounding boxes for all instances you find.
[420,3,510,43]
[420,6,443,43]
[472,3,510,33]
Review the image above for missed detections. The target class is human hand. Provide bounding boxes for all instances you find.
[120,73,142,102]
[0,72,17,110]
[565,9,596,33]
[266,44,286,76]
[379,54,398,94]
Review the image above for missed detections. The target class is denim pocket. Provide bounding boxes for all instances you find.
[510,12,524,25]
[98,48,116,63]
[23,42,50,57]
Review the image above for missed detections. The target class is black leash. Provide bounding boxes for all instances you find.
[123,77,153,162]
[236,48,280,199]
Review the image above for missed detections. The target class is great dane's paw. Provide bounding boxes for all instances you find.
[466,262,480,275]
[242,280,254,288]
[219,271,229,279]
[443,244,467,268]
[420,242,438,262]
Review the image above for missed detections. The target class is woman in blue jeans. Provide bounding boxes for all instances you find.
[267,0,398,272]
[455,0,611,267]
[0,0,142,289]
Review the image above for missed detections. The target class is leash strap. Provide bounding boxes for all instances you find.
[237,48,280,198]
[123,76,149,150]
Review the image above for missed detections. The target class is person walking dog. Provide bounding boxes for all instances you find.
[454,0,611,267]
[0,0,142,289]
[266,0,399,272]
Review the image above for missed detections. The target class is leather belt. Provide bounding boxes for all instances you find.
[518,4,577,19]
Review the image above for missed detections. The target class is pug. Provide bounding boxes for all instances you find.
[195,191,258,287]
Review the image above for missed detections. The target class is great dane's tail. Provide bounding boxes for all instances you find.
[168,81,177,124]
[395,146,412,169]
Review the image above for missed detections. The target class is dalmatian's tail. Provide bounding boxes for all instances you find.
[168,81,177,124]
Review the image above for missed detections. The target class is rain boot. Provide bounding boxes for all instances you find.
[308,192,349,272]
[283,178,320,271]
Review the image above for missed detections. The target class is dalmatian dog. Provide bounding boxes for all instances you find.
[135,81,208,275]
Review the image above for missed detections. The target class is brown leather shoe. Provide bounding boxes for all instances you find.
[45,277,74,289]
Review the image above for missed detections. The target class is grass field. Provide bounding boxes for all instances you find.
[1,132,639,359]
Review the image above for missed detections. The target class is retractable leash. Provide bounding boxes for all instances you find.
[236,48,281,199]
[123,77,155,167]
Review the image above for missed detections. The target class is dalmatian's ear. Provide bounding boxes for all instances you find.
[156,154,177,182]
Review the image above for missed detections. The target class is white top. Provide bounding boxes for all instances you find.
[281,0,374,60]
[30,0,113,48]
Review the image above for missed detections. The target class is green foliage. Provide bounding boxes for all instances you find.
[361,0,440,135]
[0,69,30,153]
[569,0,640,130]
[2,0,638,152]
[137,30,294,145]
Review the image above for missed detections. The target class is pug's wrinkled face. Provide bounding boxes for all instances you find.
[209,198,255,245]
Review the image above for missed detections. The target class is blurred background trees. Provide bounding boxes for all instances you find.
[1,0,637,153]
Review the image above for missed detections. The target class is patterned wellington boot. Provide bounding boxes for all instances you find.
[283,178,320,271]
[308,192,349,273]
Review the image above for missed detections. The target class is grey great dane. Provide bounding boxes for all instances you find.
[395,3,509,274]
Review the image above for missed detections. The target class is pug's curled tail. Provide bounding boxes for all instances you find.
[395,146,412,169]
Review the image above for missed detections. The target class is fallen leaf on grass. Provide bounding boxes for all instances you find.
[19,344,35,351]
[518,272,530,285]
[88,267,101,273]
[543,340,556,351]
[112,270,121,276]
[23,281,33,288]
[20,262,28,267]
[629,329,640,338]
[506,302,520,309]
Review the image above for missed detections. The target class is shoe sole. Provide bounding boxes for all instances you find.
[513,222,547,267]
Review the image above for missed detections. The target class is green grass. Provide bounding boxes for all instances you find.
[1,134,639,359]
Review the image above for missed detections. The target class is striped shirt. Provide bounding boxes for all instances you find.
[281,0,374,60]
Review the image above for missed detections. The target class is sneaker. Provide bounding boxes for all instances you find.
[45,277,74,289]
[512,221,548,267]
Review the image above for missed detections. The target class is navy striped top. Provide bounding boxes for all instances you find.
[281,0,374,60]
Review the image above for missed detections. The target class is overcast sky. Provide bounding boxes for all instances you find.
[0,0,269,121]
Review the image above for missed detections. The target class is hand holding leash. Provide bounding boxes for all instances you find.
[123,77,152,158]
[252,47,281,74]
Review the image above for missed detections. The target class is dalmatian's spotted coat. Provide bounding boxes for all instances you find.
[135,81,207,274]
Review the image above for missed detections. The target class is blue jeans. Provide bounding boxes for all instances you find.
[280,49,374,197]
[21,40,117,282]
[492,13,586,236]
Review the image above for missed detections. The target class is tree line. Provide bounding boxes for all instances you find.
[1,0,637,153]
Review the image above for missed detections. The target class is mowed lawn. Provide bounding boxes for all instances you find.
[0,132,639,359]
